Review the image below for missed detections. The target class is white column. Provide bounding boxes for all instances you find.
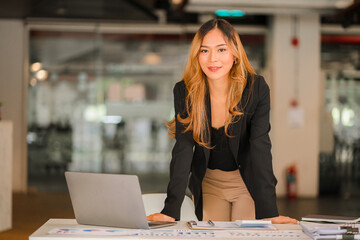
[0,121,13,231]
[266,14,321,197]
[0,20,28,192]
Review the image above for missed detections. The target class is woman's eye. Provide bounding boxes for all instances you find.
[218,48,226,52]
[200,49,208,53]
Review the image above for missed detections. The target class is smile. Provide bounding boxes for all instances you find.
[208,66,222,72]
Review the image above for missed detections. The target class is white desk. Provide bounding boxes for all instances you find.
[29,219,311,240]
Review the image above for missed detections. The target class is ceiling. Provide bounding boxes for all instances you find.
[0,0,165,21]
[0,0,359,26]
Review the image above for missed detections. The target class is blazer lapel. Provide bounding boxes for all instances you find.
[229,86,249,163]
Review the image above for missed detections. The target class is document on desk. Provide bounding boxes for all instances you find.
[49,228,307,238]
[48,228,140,236]
[300,221,360,239]
[187,220,276,230]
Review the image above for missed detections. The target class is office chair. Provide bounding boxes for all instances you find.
[142,193,198,221]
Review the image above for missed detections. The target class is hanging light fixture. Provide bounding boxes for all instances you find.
[29,78,37,86]
[30,62,42,72]
[36,69,49,81]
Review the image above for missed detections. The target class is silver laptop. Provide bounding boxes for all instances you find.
[65,172,176,229]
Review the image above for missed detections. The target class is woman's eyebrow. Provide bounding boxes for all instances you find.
[200,43,227,48]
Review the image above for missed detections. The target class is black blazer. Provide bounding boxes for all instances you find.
[161,74,279,221]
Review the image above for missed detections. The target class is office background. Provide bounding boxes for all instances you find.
[1,0,360,239]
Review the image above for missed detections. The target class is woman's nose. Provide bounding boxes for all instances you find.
[209,51,218,61]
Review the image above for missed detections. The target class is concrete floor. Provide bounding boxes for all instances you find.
[0,192,360,240]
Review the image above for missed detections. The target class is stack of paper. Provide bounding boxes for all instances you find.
[300,222,360,239]
[302,215,360,224]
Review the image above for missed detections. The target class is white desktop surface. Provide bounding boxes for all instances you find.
[29,219,311,240]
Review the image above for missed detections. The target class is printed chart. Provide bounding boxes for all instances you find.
[49,228,308,238]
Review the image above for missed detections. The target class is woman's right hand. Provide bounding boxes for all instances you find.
[147,213,175,222]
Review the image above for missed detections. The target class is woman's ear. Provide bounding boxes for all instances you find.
[233,55,237,63]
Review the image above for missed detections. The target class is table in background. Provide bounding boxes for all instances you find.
[29,219,311,240]
[0,121,12,232]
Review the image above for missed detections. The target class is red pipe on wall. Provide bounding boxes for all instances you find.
[322,35,360,44]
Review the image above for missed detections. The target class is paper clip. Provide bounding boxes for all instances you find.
[208,220,215,226]
[341,223,359,235]
[190,221,197,226]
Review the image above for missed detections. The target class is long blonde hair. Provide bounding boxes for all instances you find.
[167,18,256,148]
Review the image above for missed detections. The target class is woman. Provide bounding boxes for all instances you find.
[148,18,297,224]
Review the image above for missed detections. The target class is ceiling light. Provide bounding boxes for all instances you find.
[30,62,42,72]
[103,115,123,124]
[335,0,354,8]
[29,78,37,87]
[171,0,183,5]
[216,9,245,17]
[142,52,162,65]
[36,70,48,81]
[232,10,246,17]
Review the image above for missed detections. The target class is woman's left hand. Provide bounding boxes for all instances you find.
[265,215,298,224]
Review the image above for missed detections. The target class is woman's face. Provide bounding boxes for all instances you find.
[198,28,235,84]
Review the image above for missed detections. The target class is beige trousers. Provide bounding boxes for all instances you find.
[202,168,255,221]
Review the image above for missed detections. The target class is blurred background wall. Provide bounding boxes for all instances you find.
[0,0,360,199]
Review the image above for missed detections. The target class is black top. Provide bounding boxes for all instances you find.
[208,126,238,171]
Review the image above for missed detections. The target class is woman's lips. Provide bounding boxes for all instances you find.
[208,66,222,72]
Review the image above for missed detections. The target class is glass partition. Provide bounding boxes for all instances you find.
[320,40,360,197]
[27,27,265,192]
